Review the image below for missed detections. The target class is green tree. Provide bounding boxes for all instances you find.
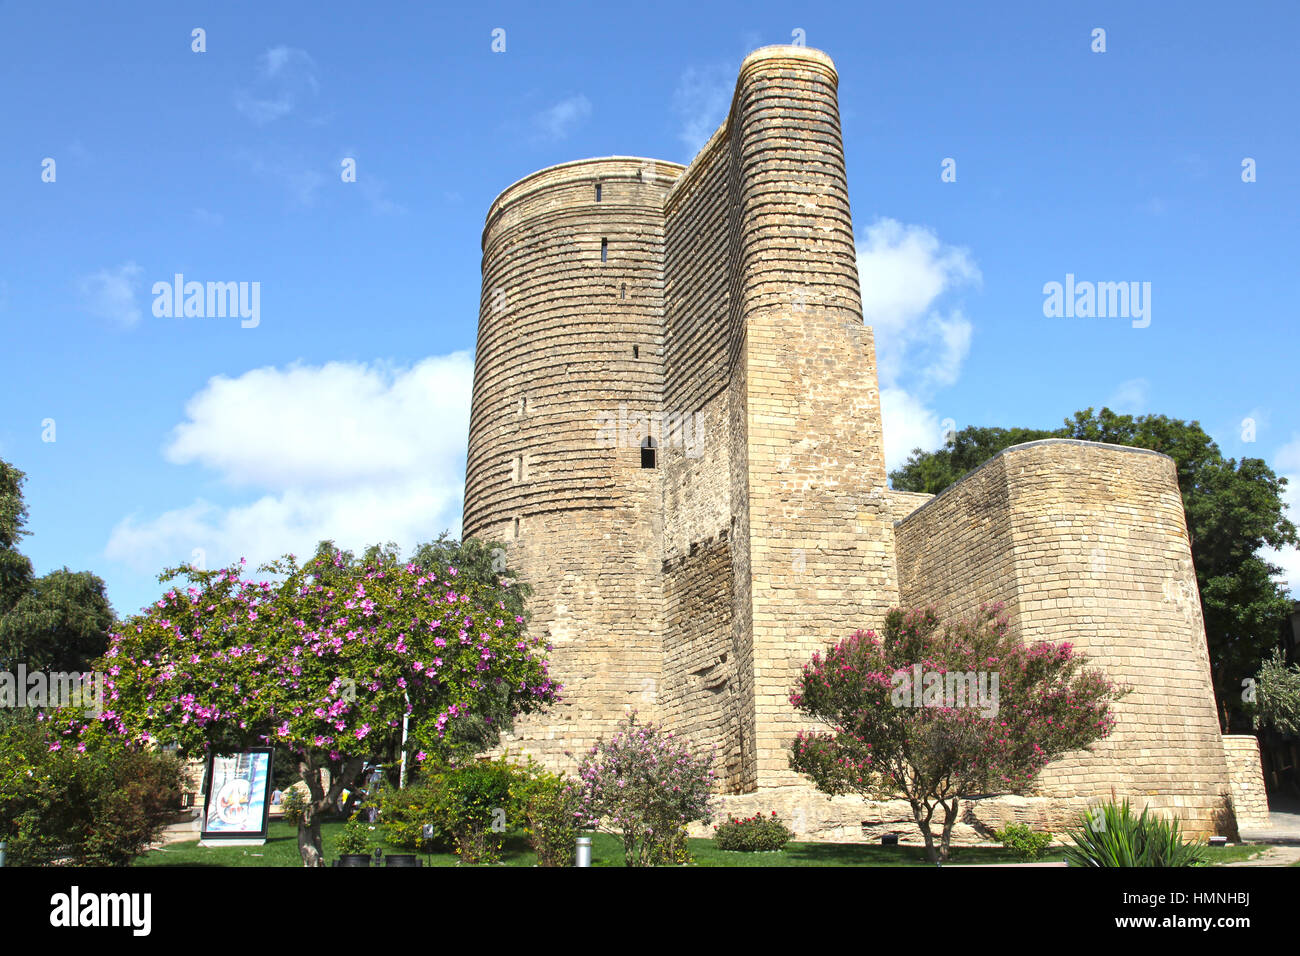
[0,568,114,672]
[0,460,35,617]
[889,408,1297,731]
[0,458,115,672]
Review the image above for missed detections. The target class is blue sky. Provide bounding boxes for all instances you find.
[2,0,1297,618]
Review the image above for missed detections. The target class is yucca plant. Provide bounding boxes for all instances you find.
[1064,799,1206,867]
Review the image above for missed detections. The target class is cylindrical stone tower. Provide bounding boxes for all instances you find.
[465,157,683,767]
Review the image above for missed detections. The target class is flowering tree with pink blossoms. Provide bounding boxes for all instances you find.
[82,541,557,866]
[789,604,1124,863]
[573,712,714,866]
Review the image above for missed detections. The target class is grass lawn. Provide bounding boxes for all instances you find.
[134,820,1269,867]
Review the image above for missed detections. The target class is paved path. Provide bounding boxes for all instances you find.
[1223,845,1300,867]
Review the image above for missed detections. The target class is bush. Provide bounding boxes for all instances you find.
[512,766,579,867]
[378,770,452,852]
[441,757,517,864]
[993,823,1054,861]
[651,824,694,865]
[0,714,184,866]
[573,712,714,867]
[279,786,307,826]
[1064,799,1206,867]
[336,815,377,856]
[713,812,792,852]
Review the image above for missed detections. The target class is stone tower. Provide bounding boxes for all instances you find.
[464,45,1262,839]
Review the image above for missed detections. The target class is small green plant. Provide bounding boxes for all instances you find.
[713,812,792,852]
[512,765,580,867]
[652,824,695,865]
[993,823,1054,861]
[279,787,307,826]
[378,771,452,852]
[1064,799,1206,867]
[442,757,518,864]
[336,815,377,856]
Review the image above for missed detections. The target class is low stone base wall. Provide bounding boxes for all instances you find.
[697,784,1238,846]
[1223,735,1270,828]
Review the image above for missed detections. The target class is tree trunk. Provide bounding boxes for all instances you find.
[938,797,959,863]
[910,800,939,864]
[296,754,366,867]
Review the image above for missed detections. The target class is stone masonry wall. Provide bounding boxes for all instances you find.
[729,48,899,789]
[1223,735,1271,829]
[895,440,1235,837]
[466,159,681,768]
[464,47,1241,843]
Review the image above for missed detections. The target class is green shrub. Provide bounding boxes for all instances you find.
[279,786,307,826]
[651,824,694,865]
[713,812,792,852]
[512,766,579,867]
[1064,799,1206,867]
[336,815,377,856]
[0,715,185,866]
[442,757,517,864]
[378,770,452,852]
[573,713,715,867]
[993,823,1054,861]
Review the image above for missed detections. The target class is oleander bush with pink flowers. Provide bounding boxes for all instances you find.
[789,603,1125,863]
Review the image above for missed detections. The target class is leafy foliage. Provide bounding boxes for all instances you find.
[789,604,1123,862]
[0,568,115,672]
[71,539,556,866]
[889,408,1298,731]
[335,815,378,856]
[0,459,114,672]
[1064,799,1206,867]
[1252,649,1300,736]
[713,811,792,852]
[573,712,715,867]
[0,713,184,866]
[992,822,1055,861]
[512,764,580,867]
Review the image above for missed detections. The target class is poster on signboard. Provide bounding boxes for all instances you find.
[200,748,274,845]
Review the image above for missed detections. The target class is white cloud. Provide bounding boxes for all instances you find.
[235,46,319,124]
[856,218,980,474]
[76,261,143,327]
[879,387,943,477]
[106,354,473,574]
[532,95,592,142]
[672,65,732,158]
[1106,377,1150,414]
